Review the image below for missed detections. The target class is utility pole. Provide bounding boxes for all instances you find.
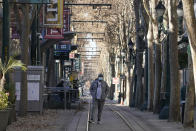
[2,0,10,64]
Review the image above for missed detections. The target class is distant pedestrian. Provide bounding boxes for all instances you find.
[89,74,109,124]
[56,79,64,101]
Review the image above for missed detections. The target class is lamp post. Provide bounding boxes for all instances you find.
[156,0,184,119]
[121,49,126,103]
[156,0,170,119]
[134,26,145,107]
[116,55,121,103]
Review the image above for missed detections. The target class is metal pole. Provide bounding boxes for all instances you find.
[145,48,148,107]
[2,0,9,64]
[31,16,36,65]
[36,4,41,65]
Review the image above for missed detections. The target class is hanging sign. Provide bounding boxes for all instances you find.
[43,0,64,28]
[44,8,70,39]
[69,53,75,59]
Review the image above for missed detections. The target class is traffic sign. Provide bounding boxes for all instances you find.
[69,53,75,59]
[112,77,119,85]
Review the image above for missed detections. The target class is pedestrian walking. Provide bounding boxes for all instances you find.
[89,74,109,124]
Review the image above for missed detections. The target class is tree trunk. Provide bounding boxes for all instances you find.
[134,0,144,107]
[182,0,196,104]
[47,47,56,87]
[153,44,162,113]
[161,0,169,102]
[161,38,167,92]
[130,67,136,106]
[151,0,162,114]
[147,20,154,111]
[183,51,195,128]
[19,4,30,116]
[168,0,181,122]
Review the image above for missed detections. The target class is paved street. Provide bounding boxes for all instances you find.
[1,0,196,131]
[88,101,196,131]
[6,98,196,131]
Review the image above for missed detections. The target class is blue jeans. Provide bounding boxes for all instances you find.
[90,98,105,121]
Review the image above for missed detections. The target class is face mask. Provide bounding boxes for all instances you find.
[98,77,103,81]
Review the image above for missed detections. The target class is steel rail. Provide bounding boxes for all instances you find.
[108,105,135,131]
[117,107,147,131]
[86,99,91,131]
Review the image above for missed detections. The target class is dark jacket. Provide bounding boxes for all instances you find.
[90,79,109,100]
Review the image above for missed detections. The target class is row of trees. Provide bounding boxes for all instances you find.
[100,0,196,128]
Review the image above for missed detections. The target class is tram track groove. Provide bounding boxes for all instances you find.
[109,105,151,131]
[108,105,135,131]
[87,102,136,131]
[87,101,149,131]
[86,99,91,131]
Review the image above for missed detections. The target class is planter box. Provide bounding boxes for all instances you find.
[0,109,10,131]
[8,105,17,125]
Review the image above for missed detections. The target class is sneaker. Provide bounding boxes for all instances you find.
[97,121,101,124]
[89,120,95,124]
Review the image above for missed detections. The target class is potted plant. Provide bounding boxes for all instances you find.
[5,82,17,125]
[0,57,26,131]
[0,90,9,131]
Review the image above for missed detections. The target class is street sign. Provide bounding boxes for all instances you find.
[55,41,71,51]
[112,77,119,85]
[53,51,69,60]
[75,58,81,71]
[54,41,71,60]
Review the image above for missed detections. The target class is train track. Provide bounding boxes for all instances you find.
[87,102,146,131]
[66,98,90,131]
[108,105,147,131]
[107,105,135,131]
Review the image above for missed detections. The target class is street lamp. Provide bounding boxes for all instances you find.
[121,50,126,58]
[116,56,120,63]
[155,1,166,23]
[156,1,169,119]
[177,1,183,17]
[156,0,184,119]
[137,27,144,37]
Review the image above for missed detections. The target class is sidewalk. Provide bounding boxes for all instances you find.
[117,105,196,131]
[105,99,195,131]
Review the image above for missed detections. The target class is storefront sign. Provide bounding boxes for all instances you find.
[43,0,64,28]
[44,8,70,39]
